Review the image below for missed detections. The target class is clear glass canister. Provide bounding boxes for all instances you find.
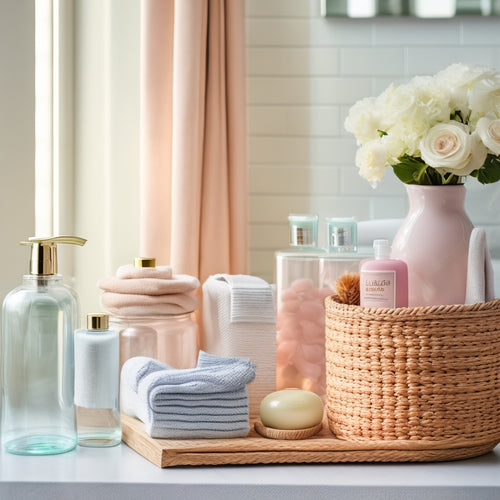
[110,313,199,370]
[275,214,328,398]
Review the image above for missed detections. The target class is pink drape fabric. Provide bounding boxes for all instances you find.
[140,0,249,284]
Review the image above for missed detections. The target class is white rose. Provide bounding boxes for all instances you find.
[435,63,476,117]
[420,122,475,175]
[381,77,450,154]
[469,76,500,120]
[355,139,389,188]
[436,132,487,177]
[476,114,500,155]
[436,63,500,122]
[407,75,450,124]
[344,96,381,144]
[377,83,415,123]
[383,134,406,164]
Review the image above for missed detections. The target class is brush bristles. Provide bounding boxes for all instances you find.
[335,272,360,306]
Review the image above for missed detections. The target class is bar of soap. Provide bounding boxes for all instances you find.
[259,389,324,430]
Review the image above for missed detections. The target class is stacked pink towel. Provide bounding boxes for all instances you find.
[98,264,200,316]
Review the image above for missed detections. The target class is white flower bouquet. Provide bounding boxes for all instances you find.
[345,63,500,187]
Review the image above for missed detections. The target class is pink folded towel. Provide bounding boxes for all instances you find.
[117,264,173,280]
[101,291,199,316]
[97,274,200,295]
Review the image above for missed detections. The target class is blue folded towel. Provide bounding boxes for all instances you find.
[121,351,257,438]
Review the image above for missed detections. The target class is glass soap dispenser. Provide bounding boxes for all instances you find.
[75,313,121,447]
[1,236,86,455]
[275,214,329,397]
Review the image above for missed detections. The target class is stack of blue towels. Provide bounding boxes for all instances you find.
[120,351,256,438]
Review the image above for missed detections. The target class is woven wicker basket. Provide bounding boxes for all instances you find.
[325,297,500,447]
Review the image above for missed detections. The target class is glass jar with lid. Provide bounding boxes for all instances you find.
[111,313,198,370]
[104,257,199,370]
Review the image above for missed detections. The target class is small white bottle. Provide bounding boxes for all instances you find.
[74,313,121,447]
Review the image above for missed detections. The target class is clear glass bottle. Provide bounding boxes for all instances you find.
[275,214,328,397]
[75,313,121,447]
[321,217,371,292]
[1,236,86,455]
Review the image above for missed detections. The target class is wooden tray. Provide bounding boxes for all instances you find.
[121,414,499,468]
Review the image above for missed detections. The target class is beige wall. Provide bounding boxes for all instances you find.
[72,0,140,317]
[0,1,35,305]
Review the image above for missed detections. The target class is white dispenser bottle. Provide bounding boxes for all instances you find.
[75,313,121,447]
[1,236,86,455]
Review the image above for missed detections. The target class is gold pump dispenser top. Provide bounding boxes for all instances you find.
[87,313,109,330]
[20,236,87,275]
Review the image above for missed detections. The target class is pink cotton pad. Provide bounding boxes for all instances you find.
[300,321,325,345]
[294,355,323,382]
[279,298,300,313]
[276,340,298,365]
[278,320,301,340]
[298,298,324,321]
[298,318,322,337]
[316,287,335,300]
[300,343,325,364]
[276,327,299,346]
[280,288,298,301]
[291,278,314,293]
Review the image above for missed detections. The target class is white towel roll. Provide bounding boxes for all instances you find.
[202,274,276,418]
[465,227,496,304]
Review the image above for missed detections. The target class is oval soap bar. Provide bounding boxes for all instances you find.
[260,389,324,430]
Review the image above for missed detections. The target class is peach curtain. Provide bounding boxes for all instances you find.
[140,0,248,283]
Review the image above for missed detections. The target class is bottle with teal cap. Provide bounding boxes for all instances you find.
[1,236,86,455]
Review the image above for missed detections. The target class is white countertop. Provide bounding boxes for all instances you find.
[1,442,499,500]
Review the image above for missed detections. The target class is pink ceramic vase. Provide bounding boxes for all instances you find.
[391,184,473,307]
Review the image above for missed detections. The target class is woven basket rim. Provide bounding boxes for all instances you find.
[325,296,500,320]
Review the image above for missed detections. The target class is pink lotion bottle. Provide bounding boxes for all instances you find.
[360,239,408,308]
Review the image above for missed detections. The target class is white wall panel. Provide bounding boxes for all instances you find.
[247,0,500,282]
[249,106,340,136]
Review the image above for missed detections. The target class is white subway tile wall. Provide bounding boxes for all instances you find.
[246,0,500,283]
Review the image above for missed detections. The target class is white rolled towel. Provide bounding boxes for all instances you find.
[465,227,495,304]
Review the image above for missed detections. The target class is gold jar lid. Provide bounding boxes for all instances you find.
[134,257,156,268]
[87,313,109,330]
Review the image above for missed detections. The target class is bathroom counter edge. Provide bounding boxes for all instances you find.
[0,443,499,500]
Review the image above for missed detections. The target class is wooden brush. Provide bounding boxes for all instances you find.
[334,272,360,306]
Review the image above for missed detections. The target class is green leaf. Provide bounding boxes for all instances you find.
[392,163,416,184]
[450,110,464,123]
[472,154,500,184]
[392,155,430,184]
[377,129,388,138]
